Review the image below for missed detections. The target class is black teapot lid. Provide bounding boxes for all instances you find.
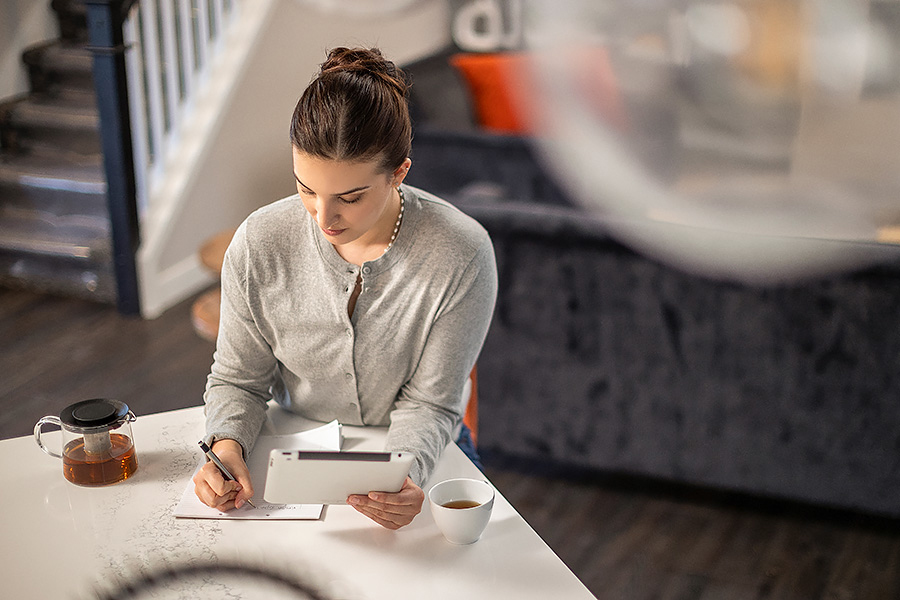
[60,398,130,430]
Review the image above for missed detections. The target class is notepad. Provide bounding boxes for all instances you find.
[173,420,342,520]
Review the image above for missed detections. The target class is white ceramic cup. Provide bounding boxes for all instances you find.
[428,478,495,544]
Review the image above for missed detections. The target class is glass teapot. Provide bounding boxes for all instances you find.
[34,398,138,486]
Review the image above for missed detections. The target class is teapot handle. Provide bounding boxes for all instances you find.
[34,416,63,459]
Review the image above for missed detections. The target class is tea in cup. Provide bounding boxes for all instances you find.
[428,478,494,544]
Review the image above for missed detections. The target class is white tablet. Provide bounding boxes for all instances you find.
[263,450,415,505]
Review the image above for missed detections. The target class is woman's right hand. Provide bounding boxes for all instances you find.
[192,439,255,510]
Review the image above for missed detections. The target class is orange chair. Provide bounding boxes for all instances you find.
[463,365,479,446]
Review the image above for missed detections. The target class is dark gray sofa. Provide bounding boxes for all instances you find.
[405,127,900,519]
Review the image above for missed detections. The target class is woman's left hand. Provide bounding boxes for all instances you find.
[348,477,425,529]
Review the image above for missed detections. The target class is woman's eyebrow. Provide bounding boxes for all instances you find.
[293,173,370,196]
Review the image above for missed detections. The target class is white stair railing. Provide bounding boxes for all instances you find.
[122,0,237,216]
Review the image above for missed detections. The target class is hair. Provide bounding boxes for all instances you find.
[289,47,412,173]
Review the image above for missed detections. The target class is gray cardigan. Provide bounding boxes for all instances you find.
[204,184,498,485]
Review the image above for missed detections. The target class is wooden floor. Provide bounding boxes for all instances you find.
[4,287,899,600]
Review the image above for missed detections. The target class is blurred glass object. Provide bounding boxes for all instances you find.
[520,0,900,282]
[291,0,429,16]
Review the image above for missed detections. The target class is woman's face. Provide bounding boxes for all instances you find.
[292,149,410,250]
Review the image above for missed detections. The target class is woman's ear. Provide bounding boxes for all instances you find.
[392,158,412,187]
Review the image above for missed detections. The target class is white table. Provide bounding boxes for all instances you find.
[2,405,595,599]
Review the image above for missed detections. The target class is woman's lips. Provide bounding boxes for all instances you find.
[321,226,346,237]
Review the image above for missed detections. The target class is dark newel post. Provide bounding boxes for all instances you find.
[82,0,141,316]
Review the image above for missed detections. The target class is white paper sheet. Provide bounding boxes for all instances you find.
[173,420,342,520]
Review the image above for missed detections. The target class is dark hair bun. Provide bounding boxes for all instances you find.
[319,47,409,98]
[291,46,412,170]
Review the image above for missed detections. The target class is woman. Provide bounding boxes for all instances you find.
[192,47,498,529]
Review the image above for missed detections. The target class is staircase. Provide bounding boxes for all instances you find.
[0,0,115,303]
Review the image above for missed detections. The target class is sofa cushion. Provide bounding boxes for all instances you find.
[407,129,575,209]
[449,52,534,134]
[403,48,479,133]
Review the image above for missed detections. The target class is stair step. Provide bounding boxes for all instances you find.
[51,0,88,43]
[0,152,107,217]
[1,96,100,155]
[23,42,94,95]
[0,251,116,303]
[45,87,97,110]
[12,100,99,131]
[0,152,105,193]
[23,42,93,75]
[51,0,87,20]
[0,204,115,304]
[0,206,110,261]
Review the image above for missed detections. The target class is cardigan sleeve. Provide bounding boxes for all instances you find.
[202,222,274,458]
[384,238,498,486]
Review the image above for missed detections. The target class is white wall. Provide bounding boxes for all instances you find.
[0,0,57,100]
[138,0,452,318]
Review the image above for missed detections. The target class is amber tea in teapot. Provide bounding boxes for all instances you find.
[35,398,138,486]
[62,432,138,486]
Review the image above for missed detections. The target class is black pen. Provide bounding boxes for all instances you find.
[198,440,258,508]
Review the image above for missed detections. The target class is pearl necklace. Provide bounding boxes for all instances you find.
[383,187,405,254]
